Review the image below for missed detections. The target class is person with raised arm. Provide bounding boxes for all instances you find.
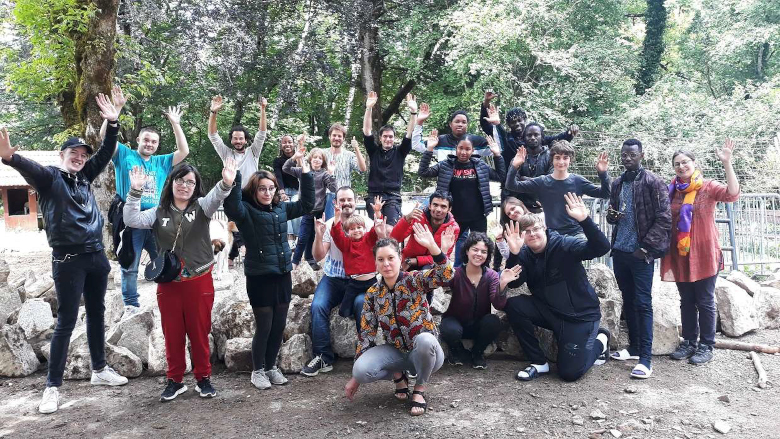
[322,124,367,219]
[410,103,496,161]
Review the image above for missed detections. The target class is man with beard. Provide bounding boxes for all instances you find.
[391,192,459,271]
[323,124,367,219]
[302,186,373,377]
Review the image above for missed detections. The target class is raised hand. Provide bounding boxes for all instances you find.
[406,93,418,113]
[595,151,609,174]
[334,203,342,222]
[164,105,183,126]
[487,135,501,157]
[294,135,306,159]
[512,146,527,169]
[568,124,580,137]
[372,195,385,219]
[279,191,289,202]
[500,265,522,286]
[366,91,378,108]
[504,220,526,255]
[129,166,148,191]
[412,222,437,251]
[96,93,120,121]
[210,95,224,113]
[716,138,735,164]
[301,154,311,173]
[222,157,237,186]
[426,129,439,151]
[564,192,589,222]
[259,96,268,109]
[0,127,19,161]
[440,225,456,256]
[483,103,501,125]
[375,218,388,238]
[404,201,424,223]
[484,89,498,104]
[351,136,360,152]
[417,103,431,124]
[111,85,127,111]
[314,213,327,236]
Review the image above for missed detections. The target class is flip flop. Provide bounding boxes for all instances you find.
[630,363,652,379]
[516,364,549,381]
[611,349,640,361]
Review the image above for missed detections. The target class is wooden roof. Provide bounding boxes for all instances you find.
[0,151,61,188]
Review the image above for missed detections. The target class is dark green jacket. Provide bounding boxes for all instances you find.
[223,171,315,276]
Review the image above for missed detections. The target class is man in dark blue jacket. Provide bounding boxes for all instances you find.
[503,193,611,382]
[0,93,129,414]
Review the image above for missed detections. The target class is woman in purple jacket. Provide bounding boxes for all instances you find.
[440,232,521,369]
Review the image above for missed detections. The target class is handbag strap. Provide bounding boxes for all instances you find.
[171,216,184,253]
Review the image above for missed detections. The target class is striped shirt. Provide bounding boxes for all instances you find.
[325,148,361,191]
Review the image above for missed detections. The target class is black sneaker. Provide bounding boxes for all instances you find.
[447,345,471,366]
[670,340,698,360]
[195,377,217,398]
[472,352,487,370]
[688,343,714,365]
[300,355,333,377]
[160,379,187,402]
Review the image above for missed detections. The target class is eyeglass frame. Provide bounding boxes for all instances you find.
[173,178,197,188]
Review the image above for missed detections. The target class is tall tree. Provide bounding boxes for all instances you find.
[635,0,667,95]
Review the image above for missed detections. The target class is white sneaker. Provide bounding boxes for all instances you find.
[266,367,288,385]
[123,305,140,317]
[91,366,129,386]
[39,387,60,414]
[250,369,271,390]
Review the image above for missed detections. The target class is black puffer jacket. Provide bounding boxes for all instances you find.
[223,171,314,275]
[1,124,118,254]
[417,151,505,216]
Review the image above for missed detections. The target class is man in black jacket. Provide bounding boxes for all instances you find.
[0,93,129,414]
[607,139,671,379]
[503,193,611,382]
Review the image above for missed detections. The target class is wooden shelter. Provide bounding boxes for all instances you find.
[0,151,61,230]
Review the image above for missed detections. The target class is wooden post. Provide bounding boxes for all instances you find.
[749,352,768,389]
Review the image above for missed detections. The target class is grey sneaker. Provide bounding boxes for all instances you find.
[266,367,288,385]
[39,387,60,414]
[670,340,698,360]
[689,343,714,365]
[251,369,271,390]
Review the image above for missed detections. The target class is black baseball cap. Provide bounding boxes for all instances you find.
[60,137,94,154]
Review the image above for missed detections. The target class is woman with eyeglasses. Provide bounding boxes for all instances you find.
[222,160,314,390]
[661,140,739,365]
[124,158,237,402]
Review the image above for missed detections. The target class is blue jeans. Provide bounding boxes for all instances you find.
[612,250,654,365]
[310,275,364,364]
[324,192,336,220]
[121,227,158,307]
[453,216,487,267]
[293,213,315,265]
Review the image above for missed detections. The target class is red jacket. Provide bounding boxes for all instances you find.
[391,209,460,267]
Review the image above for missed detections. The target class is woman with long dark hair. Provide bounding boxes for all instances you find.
[124,158,237,401]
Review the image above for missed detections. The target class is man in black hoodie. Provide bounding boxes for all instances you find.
[0,92,129,414]
[503,193,611,382]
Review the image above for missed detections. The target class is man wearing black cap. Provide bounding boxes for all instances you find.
[0,92,130,415]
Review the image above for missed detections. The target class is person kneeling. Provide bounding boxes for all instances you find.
[344,224,455,416]
[503,193,612,382]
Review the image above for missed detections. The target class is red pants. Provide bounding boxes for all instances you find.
[157,272,214,382]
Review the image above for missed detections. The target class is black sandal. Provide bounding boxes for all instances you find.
[410,390,427,416]
[516,365,547,381]
[393,373,409,400]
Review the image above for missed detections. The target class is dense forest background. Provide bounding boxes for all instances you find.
[1,0,778,193]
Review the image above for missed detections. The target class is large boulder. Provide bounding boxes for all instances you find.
[146,315,191,376]
[24,272,54,298]
[291,263,317,297]
[651,276,682,355]
[211,301,255,360]
[329,309,358,358]
[106,343,143,378]
[761,272,780,289]
[587,264,622,349]
[106,307,155,363]
[17,298,54,339]
[277,333,312,374]
[103,288,125,326]
[753,287,780,330]
[0,258,9,284]
[429,287,451,315]
[0,285,22,328]
[284,295,312,340]
[726,271,762,297]
[0,324,40,377]
[211,285,246,327]
[40,343,91,380]
[224,337,253,371]
[715,278,758,337]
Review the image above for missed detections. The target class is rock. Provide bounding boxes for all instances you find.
[0,285,22,327]
[106,307,155,363]
[17,298,54,339]
[329,309,358,358]
[761,272,780,289]
[651,277,682,355]
[291,263,317,297]
[590,409,606,420]
[712,420,731,434]
[213,272,234,292]
[753,287,780,329]
[618,419,643,432]
[536,327,558,362]
[39,287,58,317]
[24,272,54,298]
[40,344,91,380]
[572,415,584,426]
[211,286,246,327]
[277,333,312,373]
[624,386,638,394]
[718,395,730,403]
[146,314,192,376]
[212,302,255,360]
[224,337,253,371]
[6,308,19,325]
[429,287,451,315]
[0,258,9,284]
[715,278,758,337]
[0,324,40,377]
[103,288,125,326]
[494,310,526,359]
[727,271,762,296]
[284,295,312,340]
[587,264,623,349]
[209,333,218,365]
[609,429,622,438]
[105,343,143,378]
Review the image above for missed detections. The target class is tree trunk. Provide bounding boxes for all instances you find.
[635,0,667,95]
[233,99,245,127]
[756,42,769,81]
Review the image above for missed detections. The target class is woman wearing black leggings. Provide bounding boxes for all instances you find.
[223,165,314,390]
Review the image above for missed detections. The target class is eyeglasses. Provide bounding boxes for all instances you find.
[257,186,276,194]
[174,178,197,188]
[673,159,693,168]
[525,225,545,235]
[621,152,639,159]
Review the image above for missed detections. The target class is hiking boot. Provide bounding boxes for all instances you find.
[300,355,333,377]
[251,370,271,390]
[266,367,288,385]
[670,340,697,360]
[160,379,187,402]
[39,387,60,414]
[688,343,714,365]
[471,351,487,370]
[91,366,128,386]
[195,377,217,398]
[447,344,471,366]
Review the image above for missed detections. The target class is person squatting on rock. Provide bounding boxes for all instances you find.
[222,164,315,390]
[345,224,456,416]
[607,139,671,379]
[102,87,190,314]
[662,141,740,365]
[302,187,373,377]
[440,232,521,370]
[283,136,336,269]
[361,91,417,226]
[503,193,612,382]
[124,158,238,401]
[0,93,129,414]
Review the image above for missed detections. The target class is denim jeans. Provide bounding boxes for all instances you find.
[47,250,111,387]
[121,227,158,307]
[310,275,364,364]
[324,192,336,220]
[676,274,718,346]
[453,217,487,267]
[293,213,315,265]
[352,332,443,385]
[612,250,654,365]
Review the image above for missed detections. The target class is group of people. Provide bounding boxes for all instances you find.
[0,87,739,417]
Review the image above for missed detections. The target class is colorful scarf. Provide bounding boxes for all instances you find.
[668,169,703,256]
